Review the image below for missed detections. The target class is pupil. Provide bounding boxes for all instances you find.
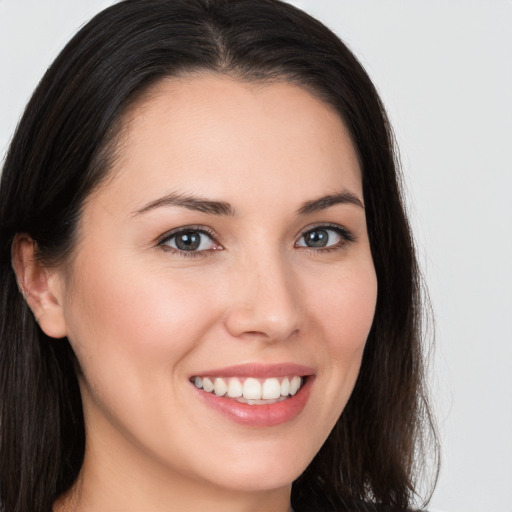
[175,232,201,251]
[306,230,328,247]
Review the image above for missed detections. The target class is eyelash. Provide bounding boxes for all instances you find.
[157,223,356,258]
[298,223,356,254]
[157,226,221,259]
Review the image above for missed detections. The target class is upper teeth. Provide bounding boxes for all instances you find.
[192,376,303,400]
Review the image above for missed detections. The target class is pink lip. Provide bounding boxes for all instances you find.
[190,363,315,427]
[191,362,315,379]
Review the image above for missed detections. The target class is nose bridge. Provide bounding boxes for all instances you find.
[224,244,300,342]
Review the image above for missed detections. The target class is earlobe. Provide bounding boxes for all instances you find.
[11,234,68,339]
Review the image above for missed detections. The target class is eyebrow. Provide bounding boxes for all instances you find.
[133,192,234,216]
[297,191,364,215]
[133,189,364,217]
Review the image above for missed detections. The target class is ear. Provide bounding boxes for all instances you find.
[11,234,68,339]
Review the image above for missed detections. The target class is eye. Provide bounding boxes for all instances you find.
[159,228,221,253]
[296,225,354,250]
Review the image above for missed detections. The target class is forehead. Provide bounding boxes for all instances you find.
[97,74,362,212]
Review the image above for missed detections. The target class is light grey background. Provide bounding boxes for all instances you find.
[1,1,511,511]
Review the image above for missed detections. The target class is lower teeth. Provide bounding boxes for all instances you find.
[232,396,289,405]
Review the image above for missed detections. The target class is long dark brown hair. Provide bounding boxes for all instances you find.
[0,1,438,511]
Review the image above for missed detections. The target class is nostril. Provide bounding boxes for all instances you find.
[223,303,300,342]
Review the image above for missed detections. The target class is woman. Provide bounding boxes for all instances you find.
[0,1,438,511]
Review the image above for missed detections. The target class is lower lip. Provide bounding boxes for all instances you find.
[193,377,314,427]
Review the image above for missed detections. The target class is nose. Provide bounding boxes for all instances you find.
[224,251,301,343]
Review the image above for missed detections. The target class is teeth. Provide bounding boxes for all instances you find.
[213,377,227,396]
[192,375,305,401]
[243,378,261,399]
[261,378,281,399]
[202,377,214,393]
[280,377,290,396]
[290,376,301,395]
[227,377,243,398]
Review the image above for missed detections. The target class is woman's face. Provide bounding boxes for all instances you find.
[55,75,377,495]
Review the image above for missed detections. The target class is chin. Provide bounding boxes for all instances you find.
[195,441,314,493]
[207,466,300,493]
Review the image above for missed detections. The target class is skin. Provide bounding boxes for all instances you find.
[16,75,377,512]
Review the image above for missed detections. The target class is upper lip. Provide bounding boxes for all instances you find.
[191,363,315,379]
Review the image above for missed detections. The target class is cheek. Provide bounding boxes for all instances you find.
[312,261,377,357]
[63,256,221,387]
[304,258,377,416]
[279,258,377,463]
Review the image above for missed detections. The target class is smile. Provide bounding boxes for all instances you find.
[190,364,314,427]
[191,375,304,404]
